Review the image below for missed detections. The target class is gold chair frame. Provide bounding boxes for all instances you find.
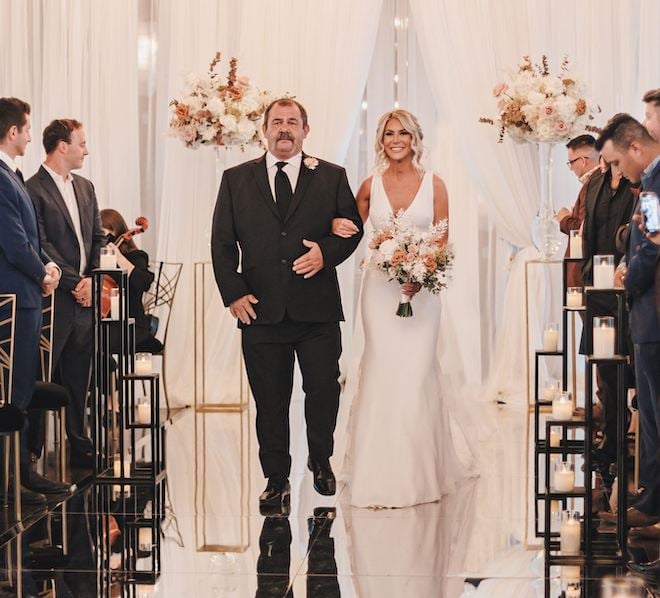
[0,293,22,596]
[193,261,251,553]
[144,261,183,417]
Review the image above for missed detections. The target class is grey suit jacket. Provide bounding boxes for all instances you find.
[26,165,106,293]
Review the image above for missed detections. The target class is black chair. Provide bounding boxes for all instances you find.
[28,294,69,481]
[141,261,183,415]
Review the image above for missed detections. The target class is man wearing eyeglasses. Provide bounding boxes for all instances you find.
[556,135,600,288]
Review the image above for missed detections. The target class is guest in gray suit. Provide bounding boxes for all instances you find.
[26,119,106,468]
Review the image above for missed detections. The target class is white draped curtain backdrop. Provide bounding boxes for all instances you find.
[0,0,140,219]
[411,0,660,408]
[153,0,382,407]
[2,0,659,572]
[409,0,660,562]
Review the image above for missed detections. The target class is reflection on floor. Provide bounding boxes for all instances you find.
[1,406,657,597]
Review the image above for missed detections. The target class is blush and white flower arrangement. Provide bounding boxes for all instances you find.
[168,52,273,150]
[367,212,453,317]
[480,55,600,143]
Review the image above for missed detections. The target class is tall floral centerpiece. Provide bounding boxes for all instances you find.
[480,56,599,259]
[168,52,272,151]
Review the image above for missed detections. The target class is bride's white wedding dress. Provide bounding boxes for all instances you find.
[344,171,467,508]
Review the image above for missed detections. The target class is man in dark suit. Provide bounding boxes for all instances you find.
[598,115,660,539]
[212,98,363,511]
[579,156,637,467]
[26,119,106,468]
[0,97,70,503]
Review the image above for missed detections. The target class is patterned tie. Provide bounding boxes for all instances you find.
[15,168,25,186]
[275,161,293,220]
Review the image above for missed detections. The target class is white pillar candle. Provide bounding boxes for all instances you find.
[112,484,131,499]
[565,582,581,598]
[113,458,131,478]
[566,288,582,308]
[549,429,561,447]
[553,463,575,492]
[135,353,152,375]
[561,566,581,582]
[593,256,614,288]
[138,527,152,551]
[137,402,151,424]
[560,514,581,555]
[110,293,120,320]
[543,325,559,352]
[551,500,560,514]
[99,252,116,270]
[593,324,615,358]
[569,231,583,259]
[552,394,573,420]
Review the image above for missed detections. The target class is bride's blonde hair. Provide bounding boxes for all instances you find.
[373,109,425,175]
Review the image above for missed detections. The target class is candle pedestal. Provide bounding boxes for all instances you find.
[539,285,631,596]
[91,268,167,587]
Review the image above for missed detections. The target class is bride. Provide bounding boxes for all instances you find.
[333,109,466,508]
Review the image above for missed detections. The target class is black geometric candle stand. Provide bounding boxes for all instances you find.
[92,269,167,589]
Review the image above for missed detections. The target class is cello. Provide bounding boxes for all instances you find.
[100,216,149,317]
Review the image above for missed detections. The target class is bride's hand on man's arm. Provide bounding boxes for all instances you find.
[331,218,359,238]
[401,282,421,297]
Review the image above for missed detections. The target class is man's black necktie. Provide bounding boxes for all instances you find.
[15,168,25,186]
[275,161,293,220]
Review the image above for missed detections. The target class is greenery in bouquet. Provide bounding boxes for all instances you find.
[367,211,453,317]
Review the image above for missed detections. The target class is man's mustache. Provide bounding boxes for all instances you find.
[277,133,294,141]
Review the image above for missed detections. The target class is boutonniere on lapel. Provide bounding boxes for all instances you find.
[303,156,319,170]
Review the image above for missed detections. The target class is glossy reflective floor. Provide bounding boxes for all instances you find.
[1,402,657,597]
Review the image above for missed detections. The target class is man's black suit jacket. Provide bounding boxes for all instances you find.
[211,153,363,327]
[581,170,636,285]
[26,165,106,294]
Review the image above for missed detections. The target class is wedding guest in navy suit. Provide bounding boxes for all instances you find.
[598,115,660,538]
[0,97,69,504]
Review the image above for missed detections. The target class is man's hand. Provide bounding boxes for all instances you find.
[614,266,626,288]
[292,240,324,279]
[42,274,58,296]
[331,218,359,238]
[72,277,92,307]
[556,207,570,222]
[42,263,61,296]
[633,213,660,245]
[229,294,259,325]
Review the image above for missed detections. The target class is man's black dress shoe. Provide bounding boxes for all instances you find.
[628,557,660,577]
[307,458,336,496]
[259,476,290,515]
[23,468,71,495]
[70,451,95,469]
[4,482,47,506]
[308,507,336,540]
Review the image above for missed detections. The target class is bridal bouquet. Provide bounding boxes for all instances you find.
[368,212,453,317]
[480,55,599,143]
[168,52,272,150]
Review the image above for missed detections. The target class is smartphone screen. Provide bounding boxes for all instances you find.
[640,191,660,234]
